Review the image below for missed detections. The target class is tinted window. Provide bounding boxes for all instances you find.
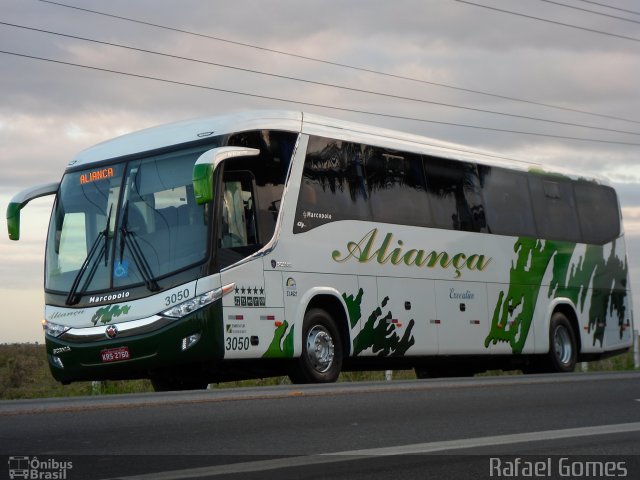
[424,157,487,232]
[227,130,297,242]
[479,166,537,237]
[529,175,581,242]
[294,136,370,232]
[293,135,621,245]
[574,181,620,244]
[366,148,430,227]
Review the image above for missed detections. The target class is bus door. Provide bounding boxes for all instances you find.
[218,171,273,359]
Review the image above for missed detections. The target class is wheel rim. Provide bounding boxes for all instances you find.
[553,325,573,366]
[305,325,335,373]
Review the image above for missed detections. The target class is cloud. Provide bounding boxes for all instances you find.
[2,0,640,342]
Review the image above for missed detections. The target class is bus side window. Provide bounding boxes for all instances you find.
[480,166,536,238]
[226,130,297,244]
[529,176,581,243]
[220,172,258,249]
[424,157,487,233]
[574,182,620,244]
[293,136,371,233]
[366,148,430,227]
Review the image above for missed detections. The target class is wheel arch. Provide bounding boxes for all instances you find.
[298,288,352,359]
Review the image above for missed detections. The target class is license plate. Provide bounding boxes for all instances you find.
[101,346,130,363]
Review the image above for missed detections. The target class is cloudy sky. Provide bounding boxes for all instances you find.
[1,0,639,343]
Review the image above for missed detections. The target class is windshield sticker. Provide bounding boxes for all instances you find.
[332,228,492,278]
[114,260,129,278]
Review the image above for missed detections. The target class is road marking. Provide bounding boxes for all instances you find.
[108,422,640,479]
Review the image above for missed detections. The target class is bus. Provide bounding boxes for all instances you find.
[7,110,633,390]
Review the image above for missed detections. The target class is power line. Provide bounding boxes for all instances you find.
[5,21,639,138]
[575,0,640,17]
[538,0,640,24]
[35,0,640,126]
[454,0,640,42]
[3,49,639,147]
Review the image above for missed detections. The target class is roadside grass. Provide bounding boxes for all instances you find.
[0,343,636,399]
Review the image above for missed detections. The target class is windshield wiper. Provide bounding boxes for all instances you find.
[65,205,112,306]
[119,201,160,292]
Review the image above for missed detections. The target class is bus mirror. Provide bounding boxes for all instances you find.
[6,204,21,241]
[6,182,59,241]
[193,147,259,205]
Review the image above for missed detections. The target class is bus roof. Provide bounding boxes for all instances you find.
[67,109,607,184]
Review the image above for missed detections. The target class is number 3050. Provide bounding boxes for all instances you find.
[164,289,189,306]
[226,337,250,351]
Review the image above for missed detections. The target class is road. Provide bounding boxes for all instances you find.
[1,372,639,479]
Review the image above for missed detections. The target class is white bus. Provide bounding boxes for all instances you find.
[7,110,633,390]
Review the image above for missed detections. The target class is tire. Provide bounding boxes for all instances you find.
[547,312,577,373]
[289,308,343,384]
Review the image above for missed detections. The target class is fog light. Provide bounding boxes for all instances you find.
[181,333,201,351]
[50,355,64,369]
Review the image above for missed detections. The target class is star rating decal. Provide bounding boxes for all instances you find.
[234,285,266,307]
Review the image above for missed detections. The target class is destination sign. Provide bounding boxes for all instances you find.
[80,167,115,185]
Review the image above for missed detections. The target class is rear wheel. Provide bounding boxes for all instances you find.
[524,312,578,374]
[289,308,343,384]
[548,312,577,372]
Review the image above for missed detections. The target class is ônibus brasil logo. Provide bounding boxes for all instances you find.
[8,456,73,479]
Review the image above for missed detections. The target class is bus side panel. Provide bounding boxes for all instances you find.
[220,258,283,360]
[366,276,438,356]
[601,238,633,351]
[485,283,528,354]
[436,281,488,355]
[516,238,632,353]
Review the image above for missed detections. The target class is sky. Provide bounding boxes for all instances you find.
[1,0,639,343]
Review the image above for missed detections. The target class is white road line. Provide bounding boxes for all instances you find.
[107,422,640,480]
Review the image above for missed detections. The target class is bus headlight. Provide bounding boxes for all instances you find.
[42,320,70,338]
[161,283,235,319]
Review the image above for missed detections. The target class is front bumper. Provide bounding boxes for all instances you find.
[44,302,223,383]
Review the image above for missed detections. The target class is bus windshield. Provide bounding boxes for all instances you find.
[45,145,213,298]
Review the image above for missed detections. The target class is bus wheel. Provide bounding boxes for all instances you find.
[289,308,343,384]
[548,312,577,373]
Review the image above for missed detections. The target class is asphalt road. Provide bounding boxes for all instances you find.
[1,372,639,479]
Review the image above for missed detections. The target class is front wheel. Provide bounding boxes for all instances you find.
[289,308,343,384]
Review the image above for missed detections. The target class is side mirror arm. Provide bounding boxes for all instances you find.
[7,182,59,240]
